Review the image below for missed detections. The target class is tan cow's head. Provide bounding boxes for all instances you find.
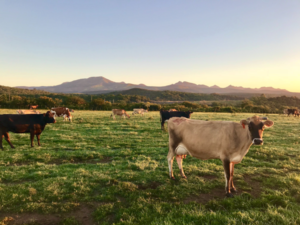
[240,116,274,145]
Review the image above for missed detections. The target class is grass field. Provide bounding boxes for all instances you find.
[0,110,300,225]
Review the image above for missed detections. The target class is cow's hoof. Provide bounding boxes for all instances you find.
[226,193,234,198]
[181,175,187,179]
[231,188,237,193]
[170,176,175,180]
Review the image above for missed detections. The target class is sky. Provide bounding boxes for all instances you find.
[1,1,300,92]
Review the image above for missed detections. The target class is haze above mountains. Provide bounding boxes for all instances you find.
[17,76,293,96]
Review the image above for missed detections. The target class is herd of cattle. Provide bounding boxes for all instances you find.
[6,105,300,197]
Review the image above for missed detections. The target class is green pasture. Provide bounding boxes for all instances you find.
[0,110,300,225]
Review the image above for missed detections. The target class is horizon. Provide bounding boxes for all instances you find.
[1,1,300,92]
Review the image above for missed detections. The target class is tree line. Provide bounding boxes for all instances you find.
[0,92,300,114]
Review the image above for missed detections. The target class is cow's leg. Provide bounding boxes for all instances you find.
[230,162,237,193]
[0,134,3,150]
[176,155,187,178]
[30,131,35,147]
[161,120,165,130]
[4,132,15,149]
[223,159,233,197]
[167,151,175,179]
[36,134,41,146]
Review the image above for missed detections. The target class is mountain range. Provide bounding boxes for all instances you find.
[17,76,293,95]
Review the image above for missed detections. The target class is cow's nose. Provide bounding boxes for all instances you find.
[253,139,263,145]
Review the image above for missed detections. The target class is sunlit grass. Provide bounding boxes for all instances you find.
[0,109,300,224]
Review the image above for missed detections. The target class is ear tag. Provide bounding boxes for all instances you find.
[242,124,245,129]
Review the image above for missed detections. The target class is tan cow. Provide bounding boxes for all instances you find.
[169,109,177,112]
[110,109,130,119]
[132,108,148,116]
[17,110,40,114]
[51,107,72,122]
[29,105,38,109]
[167,115,274,197]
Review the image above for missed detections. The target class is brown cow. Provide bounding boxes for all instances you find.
[167,115,274,197]
[110,109,130,119]
[51,107,72,122]
[29,105,38,109]
[0,111,56,149]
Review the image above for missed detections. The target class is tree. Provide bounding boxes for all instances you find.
[65,96,86,108]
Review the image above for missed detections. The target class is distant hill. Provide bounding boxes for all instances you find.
[16,76,298,96]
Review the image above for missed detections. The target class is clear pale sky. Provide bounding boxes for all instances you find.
[1,1,300,91]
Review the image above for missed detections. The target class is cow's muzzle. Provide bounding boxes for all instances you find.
[252,138,263,145]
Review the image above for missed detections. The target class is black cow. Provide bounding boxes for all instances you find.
[288,109,298,116]
[160,110,193,130]
[0,111,56,149]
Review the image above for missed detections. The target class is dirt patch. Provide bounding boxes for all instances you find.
[183,186,226,204]
[5,157,112,167]
[242,175,262,198]
[138,181,161,190]
[183,175,263,204]
[286,154,296,157]
[200,174,218,180]
[0,202,102,225]
[1,180,34,185]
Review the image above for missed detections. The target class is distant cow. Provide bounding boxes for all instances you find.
[0,111,56,149]
[169,109,177,112]
[51,107,72,122]
[70,109,75,113]
[29,105,38,109]
[132,108,148,116]
[110,109,130,119]
[17,110,40,114]
[167,116,274,197]
[160,110,193,130]
[284,109,298,116]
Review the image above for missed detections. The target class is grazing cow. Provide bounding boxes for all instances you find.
[70,109,75,113]
[29,105,38,109]
[0,111,56,149]
[51,107,72,121]
[110,109,130,119]
[285,109,299,116]
[132,108,148,116]
[167,116,274,197]
[169,109,177,112]
[17,110,40,114]
[63,114,73,122]
[160,110,193,130]
[287,109,298,116]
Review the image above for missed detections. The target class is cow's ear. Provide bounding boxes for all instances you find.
[263,120,274,128]
[240,120,250,128]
